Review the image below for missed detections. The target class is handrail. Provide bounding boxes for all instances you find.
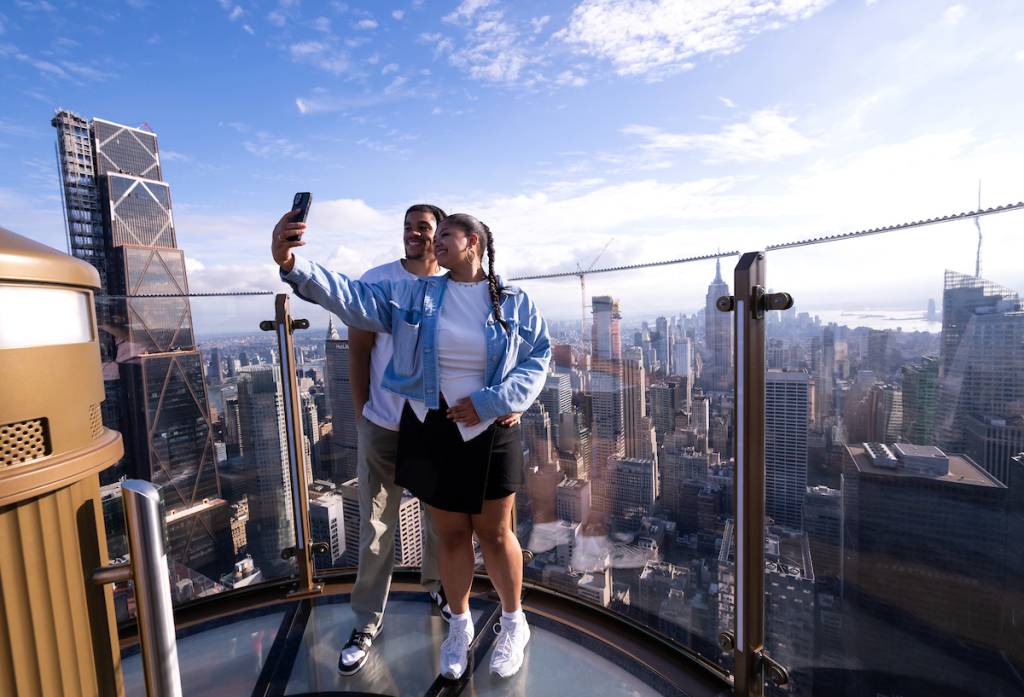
[93,479,183,697]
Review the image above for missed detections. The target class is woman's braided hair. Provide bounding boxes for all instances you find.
[442,213,509,333]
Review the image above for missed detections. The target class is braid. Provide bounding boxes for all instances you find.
[483,223,509,333]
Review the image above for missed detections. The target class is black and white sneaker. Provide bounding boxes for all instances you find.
[429,588,453,623]
[338,625,382,676]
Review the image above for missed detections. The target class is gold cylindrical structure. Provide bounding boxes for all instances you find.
[0,226,125,697]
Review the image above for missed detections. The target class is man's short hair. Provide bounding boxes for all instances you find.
[405,204,447,226]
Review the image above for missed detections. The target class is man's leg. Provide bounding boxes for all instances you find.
[419,503,442,594]
[350,417,404,634]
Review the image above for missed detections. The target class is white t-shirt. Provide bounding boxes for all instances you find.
[409,278,496,442]
[359,259,444,431]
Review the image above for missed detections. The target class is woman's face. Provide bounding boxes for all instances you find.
[434,222,478,270]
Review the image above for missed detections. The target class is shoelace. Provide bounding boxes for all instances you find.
[349,630,374,651]
[442,626,472,658]
[491,622,516,663]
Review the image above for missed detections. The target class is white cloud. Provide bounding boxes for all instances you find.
[530,15,550,34]
[356,18,378,30]
[160,149,192,163]
[943,4,966,25]
[242,131,309,159]
[289,41,349,74]
[228,5,243,21]
[439,4,532,83]
[443,0,496,23]
[623,110,818,163]
[243,23,254,35]
[392,9,405,20]
[557,0,832,80]
[383,75,408,95]
[555,70,587,87]
[719,96,736,108]
[312,16,331,32]
[184,256,205,273]
[381,62,399,75]
[1016,49,1024,62]
[267,10,286,26]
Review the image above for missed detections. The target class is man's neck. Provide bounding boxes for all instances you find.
[401,257,440,277]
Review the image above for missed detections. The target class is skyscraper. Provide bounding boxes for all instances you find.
[703,259,732,392]
[866,329,889,374]
[867,383,902,443]
[237,365,295,577]
[53,110,227,574]
[841,443,1022,696]
[325,319,358,483]
[900,356,939,445]
[591,296,622,360]
[623,347,655,461]
[936,271,1024,481]
[606,456,657,527]
[765,370,810,529]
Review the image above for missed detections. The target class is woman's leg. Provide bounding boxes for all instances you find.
[427,505,475,615]
[471,494,522,613]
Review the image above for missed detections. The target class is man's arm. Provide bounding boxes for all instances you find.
[348,328,376,418]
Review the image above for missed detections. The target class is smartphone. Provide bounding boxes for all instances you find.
[288,192,312,240]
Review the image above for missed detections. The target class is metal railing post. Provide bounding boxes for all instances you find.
[732,252,768,697]
[261,294,325,597]
[92,480,182,697]
[718,252,793,696]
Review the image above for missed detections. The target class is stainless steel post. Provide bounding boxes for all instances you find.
[122,479,182,697]
[261,294,323,597]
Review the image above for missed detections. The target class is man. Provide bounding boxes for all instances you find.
[339,204,450,675]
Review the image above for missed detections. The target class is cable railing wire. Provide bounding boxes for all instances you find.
[103,201,1024,294]
[509,200,1024,282]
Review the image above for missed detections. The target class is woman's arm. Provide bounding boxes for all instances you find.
[280,256,395,333]
[468,295,552,421]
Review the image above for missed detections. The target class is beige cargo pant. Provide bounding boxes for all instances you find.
[352,415,441,633]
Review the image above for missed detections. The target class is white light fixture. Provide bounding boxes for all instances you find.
[0,284,94,349]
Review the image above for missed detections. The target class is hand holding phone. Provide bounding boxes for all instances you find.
[288,192,312,240]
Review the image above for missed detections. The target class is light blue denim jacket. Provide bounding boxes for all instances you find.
[280,255,552,421]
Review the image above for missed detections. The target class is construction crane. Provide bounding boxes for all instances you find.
[576,238,614,355]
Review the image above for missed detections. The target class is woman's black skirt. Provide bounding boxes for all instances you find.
[394,398,523,514]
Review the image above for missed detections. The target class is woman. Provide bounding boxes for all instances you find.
[272,211,550,681]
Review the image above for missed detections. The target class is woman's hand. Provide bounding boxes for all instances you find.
[272,210,306,272]
[496,412,521,427]
[447,397,481,426]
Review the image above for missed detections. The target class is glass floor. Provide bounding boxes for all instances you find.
[121,590,716,696]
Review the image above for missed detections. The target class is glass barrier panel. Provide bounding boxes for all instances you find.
[94,293,298,623]
[508,259,737,674]
[763,218,1024,697]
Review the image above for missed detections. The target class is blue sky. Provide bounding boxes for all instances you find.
[2,0,1023,326]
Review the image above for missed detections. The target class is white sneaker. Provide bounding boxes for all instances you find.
[440,617,474,680]
[489,616,530,678]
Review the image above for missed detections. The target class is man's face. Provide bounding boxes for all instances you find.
[404,210,438,261]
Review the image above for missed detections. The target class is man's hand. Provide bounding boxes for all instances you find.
[272,210,306,272]
[496,412,522,427]
[447,397,481,426]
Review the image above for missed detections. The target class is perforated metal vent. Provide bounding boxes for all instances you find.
[1,418,52,468]
[89,403,103,440]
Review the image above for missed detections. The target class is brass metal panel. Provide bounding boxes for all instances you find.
[0,226,101,290]
[0,428,122,508]
[0,476,123,697]
[0,338,104,460]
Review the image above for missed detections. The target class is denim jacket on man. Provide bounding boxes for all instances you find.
[280,255,552,421]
